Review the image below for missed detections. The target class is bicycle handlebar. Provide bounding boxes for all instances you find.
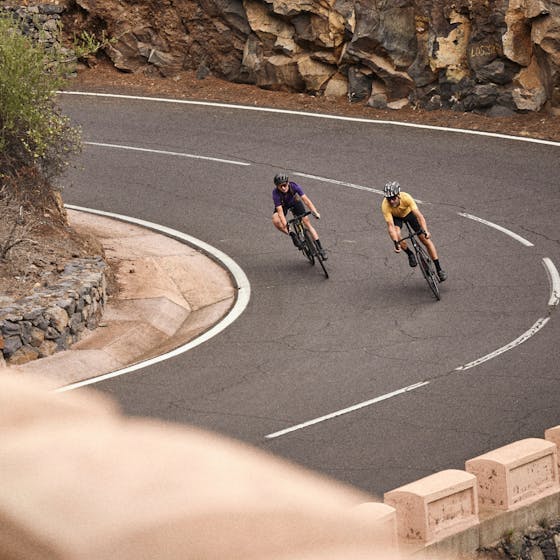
[287,210,313,225]
[396,228,427,243]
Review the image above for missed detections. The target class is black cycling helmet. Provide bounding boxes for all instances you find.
[383,180,401,198]
[274,173,289,186]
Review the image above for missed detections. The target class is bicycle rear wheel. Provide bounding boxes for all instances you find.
[302,229,315,265]
[416,246,440,300]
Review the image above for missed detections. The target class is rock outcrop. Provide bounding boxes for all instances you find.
[0,0,548,116]
[57,0,560,115]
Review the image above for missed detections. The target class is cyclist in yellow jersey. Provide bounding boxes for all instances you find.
[381,181,447,282]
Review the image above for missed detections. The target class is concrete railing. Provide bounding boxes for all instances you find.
[356,430,560,558]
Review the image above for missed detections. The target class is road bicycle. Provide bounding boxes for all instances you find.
[398,222,440,300]
[286,210,329,279]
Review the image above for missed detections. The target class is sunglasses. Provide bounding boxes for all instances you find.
[386,195,399,201]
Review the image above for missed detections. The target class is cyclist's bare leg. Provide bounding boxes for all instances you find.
[302,215,319,240]
[419,234,438,260]
[272,212,289,234]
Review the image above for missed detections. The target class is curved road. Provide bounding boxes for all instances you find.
[59,92,560,497]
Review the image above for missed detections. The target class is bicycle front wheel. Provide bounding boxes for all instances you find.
[416,246,440,300]
[314,240,329,278]
[302,229,315,265]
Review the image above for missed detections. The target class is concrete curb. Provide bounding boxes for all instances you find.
[7,209,238,389]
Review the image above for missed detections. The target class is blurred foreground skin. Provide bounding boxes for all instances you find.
[0,375,438,560]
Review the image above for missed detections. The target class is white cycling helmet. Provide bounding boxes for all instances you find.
[383,180,401,198]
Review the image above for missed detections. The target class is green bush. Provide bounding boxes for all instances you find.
[0,12,81,183]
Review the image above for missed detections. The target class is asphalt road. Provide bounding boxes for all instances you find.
[59,92,560,498]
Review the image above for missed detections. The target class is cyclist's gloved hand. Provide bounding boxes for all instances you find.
[393,240,401,253]
[422,230,431,239]
[312,211,320,219]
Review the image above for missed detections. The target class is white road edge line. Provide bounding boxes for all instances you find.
[265,381,430,439]
[60,91,560,147]
[458,212,534,246]
[455,317,550,371]
[85,141,250,166]
[55,205,251,393]
[543,257,560,306]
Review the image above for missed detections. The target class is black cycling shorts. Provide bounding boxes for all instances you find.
[393,212,421,232]
[273,199,306,217]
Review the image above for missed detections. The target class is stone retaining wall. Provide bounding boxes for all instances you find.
[0,3,76,72]
[0,258,107,366]
[0,6,98,367]
[2,3,64,45]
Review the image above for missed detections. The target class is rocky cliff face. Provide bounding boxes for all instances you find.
[62,0,560,114]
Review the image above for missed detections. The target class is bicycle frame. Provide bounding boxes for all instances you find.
[286,211,329,278]
[399,222,440,300]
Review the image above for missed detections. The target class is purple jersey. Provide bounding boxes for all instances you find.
[272,181,304,209]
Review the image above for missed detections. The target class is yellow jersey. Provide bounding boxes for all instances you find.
[381,191,418,223]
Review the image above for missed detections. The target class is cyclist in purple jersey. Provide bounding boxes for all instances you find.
[271,172,327,259]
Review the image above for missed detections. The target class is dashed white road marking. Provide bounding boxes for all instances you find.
[294,172,427,204]
[294,172,385,196]
[543,257,560,306]
[458,212,534,246]
[268,311,554,438]
[55,205,251,393]
[85,141,250,166]
[455,317,550,372]
[265,381,430,439]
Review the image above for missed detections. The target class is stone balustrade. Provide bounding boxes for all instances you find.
[352,432,560,558]
[0,258,107,366]
[351,502,398,549]
[545,427,560,464]
[466,438,559,512]
[384,469,479,545]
